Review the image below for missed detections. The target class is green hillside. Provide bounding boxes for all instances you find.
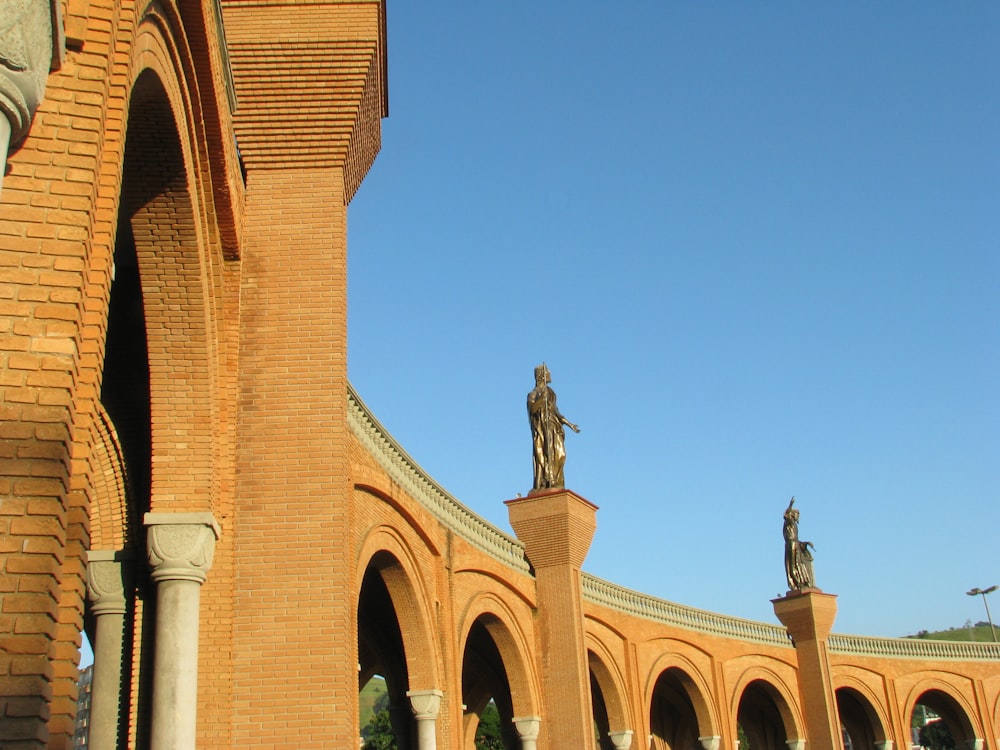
[360,677,388,728]
[907,624,997,642]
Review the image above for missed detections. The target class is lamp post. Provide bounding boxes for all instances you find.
[965,585,998,642]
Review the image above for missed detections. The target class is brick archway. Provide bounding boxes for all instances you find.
[644,651,720,745]
[734,671,804,750]
[905,683,983,748]
[357,525,441,692]
[835,681,891,750]
[588,641,632,744]
[458,592,541,723]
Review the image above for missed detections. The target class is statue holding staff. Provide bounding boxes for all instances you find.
[783,497,816,590]
[527,363,580,493]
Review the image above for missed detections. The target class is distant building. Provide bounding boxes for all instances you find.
[73,665,93,749]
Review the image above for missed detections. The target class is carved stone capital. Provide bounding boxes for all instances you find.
[698,735,720,750]
[609,729,634,749]
[406,689,443,720]
[0,0,56,144]
[512,717,541,741]
[786,740,806,750]
[85,551,131,616]
[144,513,221,584]
[875,741,894,750]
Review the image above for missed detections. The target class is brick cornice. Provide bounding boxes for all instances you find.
[221,1,385,170]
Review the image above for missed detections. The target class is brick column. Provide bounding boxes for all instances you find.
[772,590,841,750]
[506,489,598,749]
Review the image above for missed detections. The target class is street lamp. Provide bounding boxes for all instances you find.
[966,585,998,642]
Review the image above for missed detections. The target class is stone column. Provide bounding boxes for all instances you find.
[506,489,598,749]
[145,513,220,750]
[773,590,840,750]
[406,689,442,750]
[0,0,59,197]
[513,716,540,750]
[85,551,131,750]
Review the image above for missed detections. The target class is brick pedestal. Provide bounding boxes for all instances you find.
[506,489,597,749]
[772,590,841,750]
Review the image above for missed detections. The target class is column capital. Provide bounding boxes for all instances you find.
[610,729,635,749]
[512,716,541,741]
[786,740,806,750]
[406,689,443,720]
[85,551,131,616]
[698,735,720,750]
[144,513,221,584]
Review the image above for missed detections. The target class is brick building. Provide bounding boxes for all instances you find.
[0,2,997,749]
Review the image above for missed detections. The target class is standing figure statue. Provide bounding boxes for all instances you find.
[527,363,580,493]
[782,497,816,590]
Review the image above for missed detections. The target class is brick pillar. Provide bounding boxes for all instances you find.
[232,166,355,745]
[772,590,841,750]
[506,489,598,749]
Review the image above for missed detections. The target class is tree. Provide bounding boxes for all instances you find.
[361,691,397,750]
[475,701,504,750]
[919,719,955,750]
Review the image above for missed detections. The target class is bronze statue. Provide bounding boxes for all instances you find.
[782,497,815,590]
[527,364,579,493]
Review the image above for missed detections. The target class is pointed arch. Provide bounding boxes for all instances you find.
[834,678,891,750]
[357,525,441,691]
[904,682,983,748]
[645,650,720,741]
[732,669,804,750]
[587,635,632,737]
[458,591,540,720]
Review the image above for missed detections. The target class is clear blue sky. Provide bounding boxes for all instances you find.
[347,2,999,638]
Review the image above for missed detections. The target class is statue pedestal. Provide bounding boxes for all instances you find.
[506,489,598,749]
[772,590,840,750]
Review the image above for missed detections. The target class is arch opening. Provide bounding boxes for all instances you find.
[836,687,886,750]
[910,690,978,750]
[737,680,792,750]
[461,616,519,750]
[359,556,413,749]
[649,667,702,750]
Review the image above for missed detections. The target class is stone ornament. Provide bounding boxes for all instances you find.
[406,689,442,719]
[609,729,634,749]
[85,554,129,616]
[0,0,53,144]
[512,716,541,742]
[144,513,221,584]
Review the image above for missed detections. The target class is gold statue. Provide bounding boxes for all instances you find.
[783,497,816,590]
[527,364,580,493]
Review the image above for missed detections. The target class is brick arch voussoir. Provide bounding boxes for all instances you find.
[902,678,983,745]
[458,592,541,719]
[118,23,226,516]
[644,649,721,740]
[357,525,441,691]
[731,665,805,743]
[833,676,891,744]
[586,634,632,735]
[88,402,137,552]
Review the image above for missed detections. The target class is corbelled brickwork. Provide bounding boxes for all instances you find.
[1,3,998,749]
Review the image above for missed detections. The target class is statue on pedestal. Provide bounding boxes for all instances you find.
[527,363,579,493]
[783,497,815,590]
